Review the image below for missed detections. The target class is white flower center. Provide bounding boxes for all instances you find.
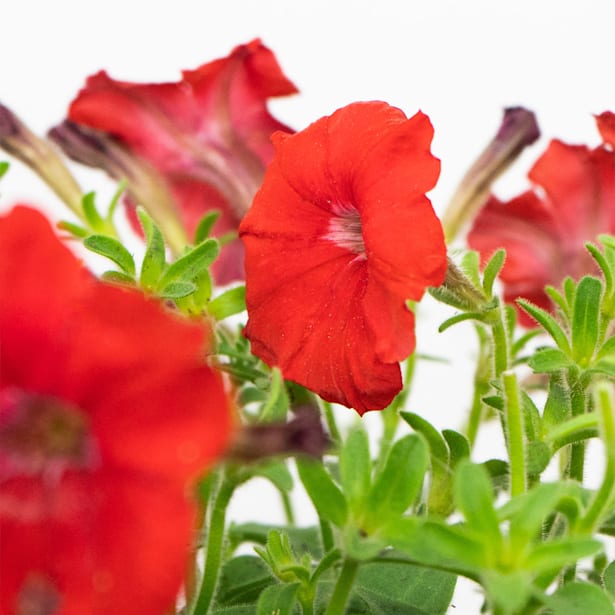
[324,204,366,258]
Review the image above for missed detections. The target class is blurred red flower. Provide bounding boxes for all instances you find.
[0,207,232,615]
[597,111,615,148]
[63,39,297,283]
[468,116,615,324]
[239,102,447,414]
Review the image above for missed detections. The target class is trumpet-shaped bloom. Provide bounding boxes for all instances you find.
[240,102,447,414]
[64,39,297,283]
[468,119,615,323]
[0,206,232,615]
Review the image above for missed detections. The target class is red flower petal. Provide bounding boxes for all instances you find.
[63,39,297,283]
[596,111,615,148]
[241,102,446,413]
[468,137,615,324]
[0,206,232,613]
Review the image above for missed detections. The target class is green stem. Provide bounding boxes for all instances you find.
[280,488,295,526]
[466,325,491,447]
[567,376,588,483]
[503,371,526,497]
[491,304,510,377]
[190,472,236,615]
[319,518,335,553]
[324,558,359,615]
[578,384,615,533]
[323,401,342,447]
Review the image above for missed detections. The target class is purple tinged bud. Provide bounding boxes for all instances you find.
[442,107,540,242]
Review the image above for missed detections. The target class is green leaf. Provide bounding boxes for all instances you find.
[596,335,615,360]
[215,555,275,606]
[454,461,501,549]
[352,559,457,615]
[542,581,615,615]
[84,234,136,275]
[81,192,105,231]
[400,413,448,462]
[587,242,614,295]
[603,560,615,596]
[364,434,429,530]
[57,220,89,238]
[524,537,602,574]
[438,311,485,333]
[528,347,574,373]
[571,276,602,364]
[101,270,136,286]
[339,427,371,514]
[159,281,196,299]
[460,250,482,288]
[0,161,9,179]
[482,248,506,298]
[543,375,571,431]
[383,518,487,574]
[546,284,572,320]
[137,207,166,289]
[228,523,323,559]
[442,430,470,467]
[253,461,294,493]
[525,440,551,475]
[157,239,219,289]
[296,459,348,528]
[195,210,221,244]
[482,570,532,615]
[517,299,572,356]
[208,286,246,320]
[256,582,300,615]
[259,368,289,422]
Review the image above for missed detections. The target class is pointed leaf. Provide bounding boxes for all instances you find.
[0,161,9,179]
[81,192,105,230]
[57,220,88,238]
[137,207,166,289]
[517,298,571,355]
[528,347,574,373]
[159,281,196,299]
[208,286,246,320]
[524,538,602,574]
[259,367,289,422]
[571,276,602,364]
[157,238,219,288]
[101,270,136,286]
[364,434,429,529]
[339,427,371,514]
[400,412,448,462]
[482,248,506,298]
[454,461,501,548]
[195,210,221,244]
[442,430,470,468]
[84,234,136,275]
[296,458,347,528]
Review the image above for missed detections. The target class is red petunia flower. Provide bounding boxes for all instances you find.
[62,38,298,283]
[468,117,615,324]
[239,102,447,414]
[0,207,232,615]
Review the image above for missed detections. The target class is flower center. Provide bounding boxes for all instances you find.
[324,204,366,258]
[0,388,98,479]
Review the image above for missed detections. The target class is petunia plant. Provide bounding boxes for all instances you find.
[2,39,615,615]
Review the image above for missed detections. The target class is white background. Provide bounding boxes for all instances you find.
[2,1,614,612]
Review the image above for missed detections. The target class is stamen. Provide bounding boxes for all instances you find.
[324,204,366,258]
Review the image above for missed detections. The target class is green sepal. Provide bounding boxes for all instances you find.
[101,270,136,286]
[207,286,246,320]
[159,281,197,299]
[542,582,615,615]
[571,275,602,365]
[363,434,428,531]
[482,248,506,298]
[429,285,478,311]
[156,238,219,289]
[295,458,348,528]
[81,192,106,231]
[339,427,371,516]
[57,220,89,238]
[194,210,221,244]
[83,234,136,275]
[137,206,166,290]
[517,298,572,355]
[454,461,501,550]
[528,347,574,373]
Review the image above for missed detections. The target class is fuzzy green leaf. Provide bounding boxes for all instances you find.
[137,207,166,289]
[517,298,571,355]
[442,430,470,468]
[542,581,615,614]
[195,210,221,244]
[257,582,300,615]
[259,368,289,422]
[208,286,246,320]
[571,276,602,364]
[400,412,448,462]
[157,239,219,289]
[482,248,506,298]
[528,347,574,373]
[339,427,371,515]
[101,270,136,286]
[84,234,136,275]
[81,192,105,231]
[524,538,602,574]
[0,161,9,179]
[57,220,89,238]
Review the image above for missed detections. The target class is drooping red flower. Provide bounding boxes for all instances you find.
[0,207,232,615]
[239,102,447,414]
[468,117,615,324]
[62,38,298,283]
